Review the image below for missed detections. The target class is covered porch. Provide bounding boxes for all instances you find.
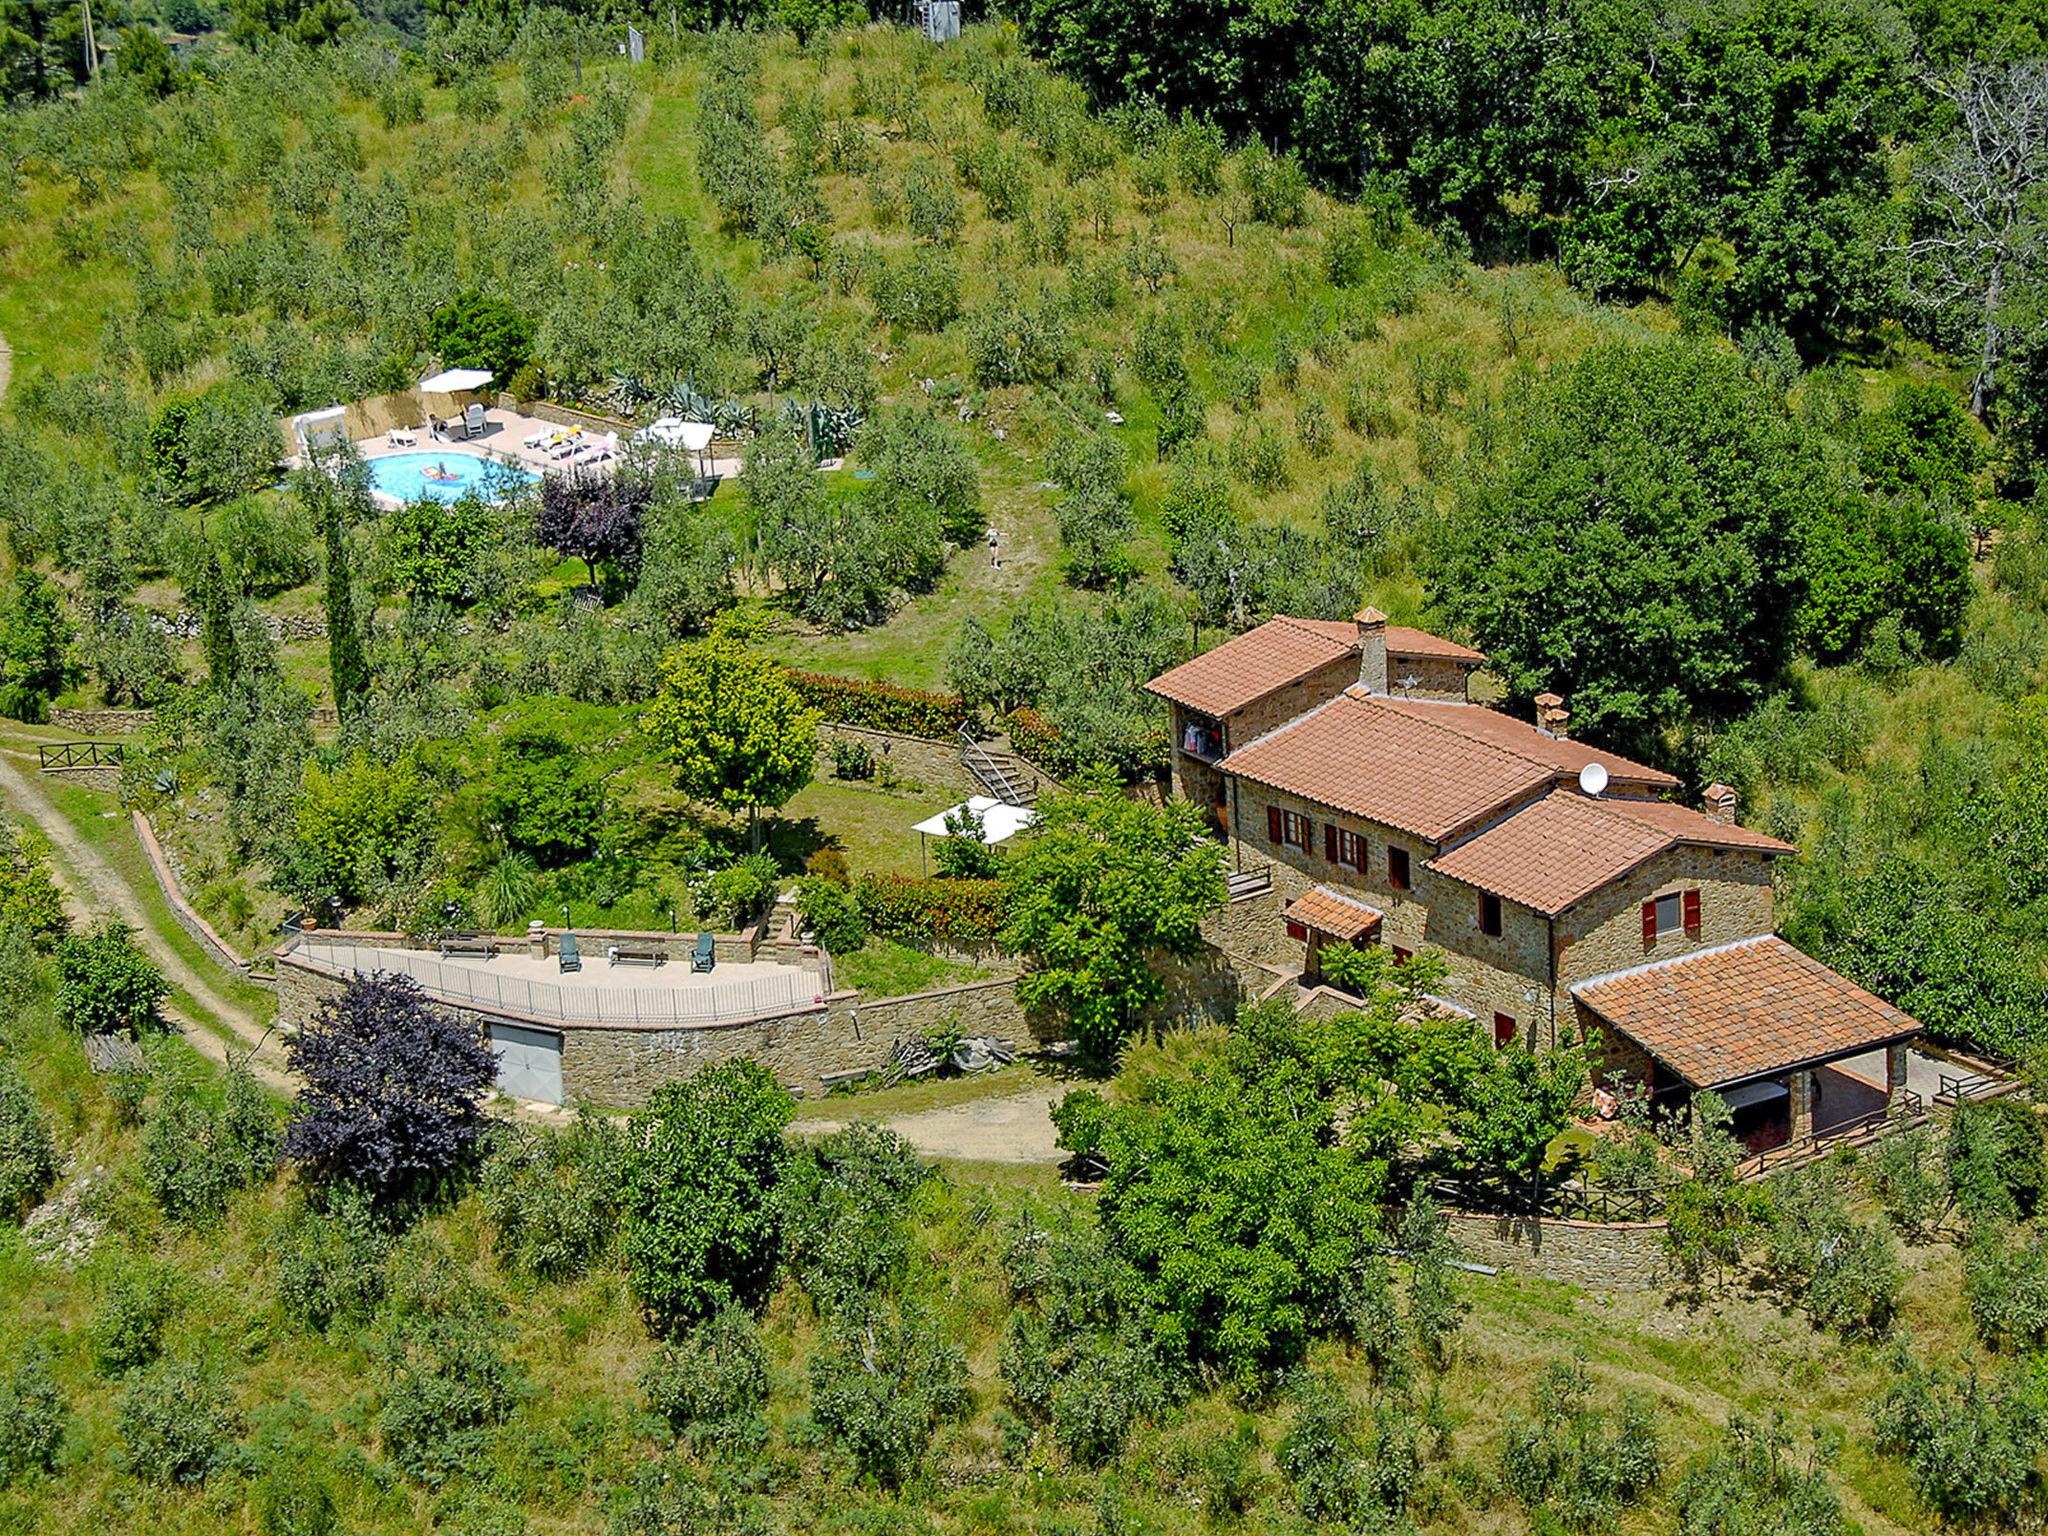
[1573,935,1924,1160]
[1283,885,1384,982]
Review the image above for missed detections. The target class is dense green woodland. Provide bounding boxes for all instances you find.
[0,2,2046,1532]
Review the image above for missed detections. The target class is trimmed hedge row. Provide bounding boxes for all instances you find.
[784,670,977,741]
[854,874,1009,944]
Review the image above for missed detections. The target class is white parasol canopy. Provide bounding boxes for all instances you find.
[642,417,717,451]
[912,796,1038,844]
[417,367,495,393]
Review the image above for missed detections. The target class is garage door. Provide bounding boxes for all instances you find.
[491,1022,564,1106]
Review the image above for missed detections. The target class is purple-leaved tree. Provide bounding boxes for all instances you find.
[283,972,496,1203]
[536,471,651,591]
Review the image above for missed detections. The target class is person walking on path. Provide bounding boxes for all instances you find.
[986,525,1000,567]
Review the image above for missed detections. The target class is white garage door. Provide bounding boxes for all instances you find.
[491,1022,564,1106]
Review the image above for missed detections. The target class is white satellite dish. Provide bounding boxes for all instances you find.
[1578,762,1609,797]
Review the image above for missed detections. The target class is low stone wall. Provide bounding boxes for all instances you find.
[51,704,341,735]
[44,766,121,794]
[133,812,254,976]
[146,609,328,642]
[1445,1209,1669,1293]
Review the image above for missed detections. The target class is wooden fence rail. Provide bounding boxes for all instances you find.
[38,741,123,771]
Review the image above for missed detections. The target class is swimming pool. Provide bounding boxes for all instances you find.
[367,450,538,505]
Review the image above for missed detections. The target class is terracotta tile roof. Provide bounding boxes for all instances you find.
[1427,792,1795,916]
[1144,616,1485,716]
[1285,885,1384,941]
[1371,696,1678,789]
[1282,618,1487,664]
[1573,936,1920,1089]
[1428,794,1671,915]
[1145,617,1354,716]
[1222,693,1554,841]
[1595,797,1796,855]
[1386,625,1486,664]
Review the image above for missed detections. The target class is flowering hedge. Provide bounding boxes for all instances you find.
[784,671,976,740]
[854,874,1009,944]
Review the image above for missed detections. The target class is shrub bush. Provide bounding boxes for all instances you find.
[117,1357,239,1485]
[374,1307,523,1486]
[1761,1164,1901,1340]
[702,853,780,929]
[1499,1354,1661,1533]
[1670,1412,1845,1536]
[1964,1227,2048,1352]
[139,1064,279,1224]
[477,1113,625,1282]
[1947,1097,2045,1228]
[785,671,975,739]
[283,972,495,1206]
[54,922,166,1036]
[1872,1347,2047,1526]
[796,875,869,956]
[0,1060,56,1221]
[1279,1373,1419,1529]
[809,1297,970,1489]
[639,1303,770,1459]
[273,1184,392,1331]
[829,736,877,780]
[91,1253,179,1375]
[0,1351,64,1487]
[777,1121,930,1312]
[1863,1123,1946,1242]
[621,1061,793,1330]
[854,874,1008,944]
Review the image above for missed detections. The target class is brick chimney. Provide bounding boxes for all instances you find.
[1355,606,1388,695]
[1703,783,1738,825]
[1534,691,1569,738]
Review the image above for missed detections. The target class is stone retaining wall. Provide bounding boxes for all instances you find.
[44,766,121,793]
[51,704,341,735]
[274,941,1032,1107]
[132,812,255,977]
[1445,1209,1668,1292]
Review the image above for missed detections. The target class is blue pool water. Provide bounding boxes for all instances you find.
[368,451,538,505]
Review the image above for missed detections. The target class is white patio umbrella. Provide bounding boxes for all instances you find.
[417,367,495,394]
[641,417,718,476]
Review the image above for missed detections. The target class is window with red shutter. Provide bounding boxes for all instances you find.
[1352,834,1368,873]
[1267,805,1282,843]
[1479,892,1502,937]
[1325,824,1339,862]
[1682,888,1702,934]
[1285,920,1307,941]
[1388,847,1410,890]
[1493,1012,1517,1047]
[1641,899,1657,944]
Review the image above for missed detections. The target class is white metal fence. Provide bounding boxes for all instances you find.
[293,942,823,1027]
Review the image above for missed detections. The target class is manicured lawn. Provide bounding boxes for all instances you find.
[832,936,992,998]
[774,777,938,876]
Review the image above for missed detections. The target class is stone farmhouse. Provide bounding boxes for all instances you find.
[1147,608,1923,1154]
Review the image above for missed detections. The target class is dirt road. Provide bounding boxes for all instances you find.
[0,746,295,1090]
[799,1081,1065,1164]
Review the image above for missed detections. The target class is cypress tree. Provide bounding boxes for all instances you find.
[199,544,237,689]
[316,481,369,719]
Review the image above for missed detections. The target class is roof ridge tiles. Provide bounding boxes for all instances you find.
[1569,933,1779,994]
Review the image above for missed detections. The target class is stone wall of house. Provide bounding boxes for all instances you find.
[1228,787,1780,1052]
[1219,657,1360,752]
[1445,1210,1669,1292]
[1201,885,1293,978]
[1387,654,1476,701]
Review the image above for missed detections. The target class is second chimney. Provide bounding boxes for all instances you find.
[1534,691,1569,738]
[1703,783,1738,825]
[1355,607,1389,695]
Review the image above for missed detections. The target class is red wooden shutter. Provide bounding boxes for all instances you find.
[1682,888,1702,934]
[1267,805,1282,843]
[1325,824,1339,862]
[1641,899,1658,944]
[1299,818,1314,850]
[1353,835,1368,873]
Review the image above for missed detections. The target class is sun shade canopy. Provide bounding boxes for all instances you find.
[643,417,717,451]
[912,796,1039,844]
[418,368,495,392]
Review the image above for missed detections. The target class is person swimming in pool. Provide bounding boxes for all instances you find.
[420,460,460,483]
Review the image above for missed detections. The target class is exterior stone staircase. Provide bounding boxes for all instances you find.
[958,727,1038,806]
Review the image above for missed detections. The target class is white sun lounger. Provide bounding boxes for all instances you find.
[387,424,417,447]
[523,425,565,450]
[570,432,618,467]
[547,431,585,460]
